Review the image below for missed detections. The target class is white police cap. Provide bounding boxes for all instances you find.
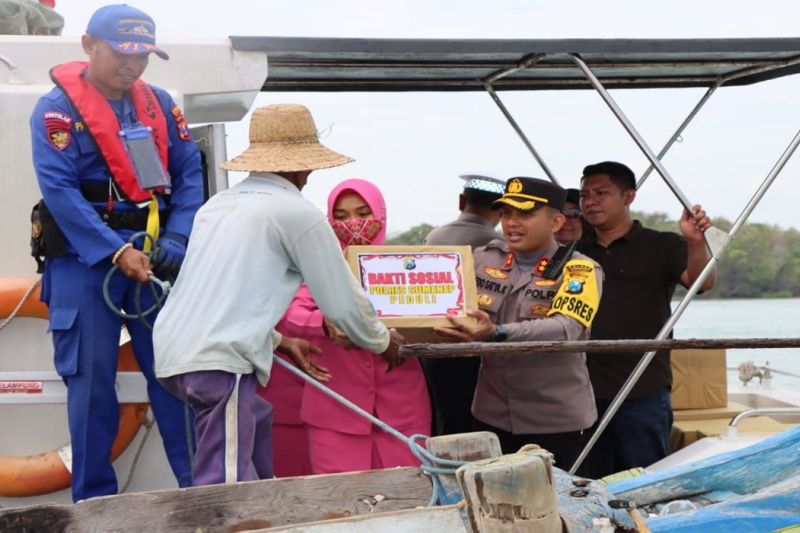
[459,174,505,195]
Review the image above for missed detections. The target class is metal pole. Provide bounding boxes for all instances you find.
[569,125,800,474]
[483,52,546,85]
[569,53,729,256]
[723,127,800,239]
[568,259,716,475]
[637,55,800,189]
[729,408,800,428]
[484,83,560,185]
[637,84,719,189]
[400,337,800,359]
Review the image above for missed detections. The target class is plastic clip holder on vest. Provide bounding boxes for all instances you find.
[119,126,171,190]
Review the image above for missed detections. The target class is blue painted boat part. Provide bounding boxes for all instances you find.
[553,468,637,531]
[647,473,800,533]
[607,425,800,505]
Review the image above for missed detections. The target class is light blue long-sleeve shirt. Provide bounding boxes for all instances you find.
[153,173,390,385]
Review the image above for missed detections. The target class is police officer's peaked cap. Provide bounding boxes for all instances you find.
[565,187,580,206]
[493,176,566,213]
[459,174,505,196]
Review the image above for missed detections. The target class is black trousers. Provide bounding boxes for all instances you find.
[473,418,588,471]
[421,356,481,436]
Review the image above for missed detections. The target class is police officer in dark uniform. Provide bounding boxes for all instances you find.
[422,175,504,435]
[436,177,603,467]
[29,4,202,501]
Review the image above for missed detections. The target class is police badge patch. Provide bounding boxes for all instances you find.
[171,105,192,141]
[483,267,508,280]
[44,111,72,150]
[529,304,551,317]
[477,293,493,307]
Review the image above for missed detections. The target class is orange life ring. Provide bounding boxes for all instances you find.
[0,277,149,497]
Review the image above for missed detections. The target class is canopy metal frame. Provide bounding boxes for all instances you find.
[478,47,800,474]
[233,36,800,474]
[233,37,800,92]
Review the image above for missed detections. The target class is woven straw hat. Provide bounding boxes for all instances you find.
[221,104,354,172]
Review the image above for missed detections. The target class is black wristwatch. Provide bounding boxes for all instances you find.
[490,324,507,342]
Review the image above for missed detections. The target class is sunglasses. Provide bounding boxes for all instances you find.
[563,208,582,218]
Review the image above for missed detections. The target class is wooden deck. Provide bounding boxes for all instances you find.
[0,467,432,532]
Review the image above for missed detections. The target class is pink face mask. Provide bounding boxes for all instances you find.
[331,217,384,246]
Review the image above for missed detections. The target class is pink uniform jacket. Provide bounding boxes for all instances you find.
[287,179,431,436]
[282,284,431,435]
[267,179,431,473]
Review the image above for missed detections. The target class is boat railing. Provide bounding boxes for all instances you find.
[400,337,800,359]
[725,407,800,437]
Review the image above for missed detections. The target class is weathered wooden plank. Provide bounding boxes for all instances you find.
[0,467,432,533]
[258,504,468,533]
[400,337,800,359]
[426,432,502,505]
[457,446,560,532]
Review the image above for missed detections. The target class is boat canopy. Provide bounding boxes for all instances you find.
[233,36,800,475]
[230,36,800,92]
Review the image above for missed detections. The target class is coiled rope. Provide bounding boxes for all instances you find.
[102,231,172,330]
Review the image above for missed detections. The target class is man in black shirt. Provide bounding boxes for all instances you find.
[577,161,716,478]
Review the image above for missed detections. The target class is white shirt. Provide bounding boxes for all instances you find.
[153,173,390,385]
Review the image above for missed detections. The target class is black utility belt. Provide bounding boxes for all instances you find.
[79,181,171,204]
[30,199,169,273]
[99,208,169,231]
[80,183,169,230]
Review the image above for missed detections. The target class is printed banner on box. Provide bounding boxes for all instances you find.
[357,252,467,318]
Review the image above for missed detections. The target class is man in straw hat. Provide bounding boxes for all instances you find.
[434,177,603,468]
[153,104,405,485]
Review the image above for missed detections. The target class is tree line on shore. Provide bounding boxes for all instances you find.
[386,213,800,299]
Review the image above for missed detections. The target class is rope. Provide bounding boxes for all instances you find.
[103,231,172,331]
[273,356,466,506]
[0,278,41,332]
[119,409,155,494]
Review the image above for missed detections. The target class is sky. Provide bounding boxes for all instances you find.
[56,0,800,234]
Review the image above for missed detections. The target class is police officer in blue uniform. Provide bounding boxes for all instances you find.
[29,4,202,501]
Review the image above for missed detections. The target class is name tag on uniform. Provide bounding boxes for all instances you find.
[119,126,171,190]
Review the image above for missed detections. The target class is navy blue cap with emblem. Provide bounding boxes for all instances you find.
[493,176,566,212]
[86,4,169,60]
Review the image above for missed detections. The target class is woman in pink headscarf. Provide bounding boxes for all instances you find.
[276,178,432,474]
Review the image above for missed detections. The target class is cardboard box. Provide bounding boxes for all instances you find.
[344,245,478,342]
[672,401,749,422]
[670,348,728,410]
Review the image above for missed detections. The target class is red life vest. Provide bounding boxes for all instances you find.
[49,61,168,203]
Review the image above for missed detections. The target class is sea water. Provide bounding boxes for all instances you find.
[673,298,800,389]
